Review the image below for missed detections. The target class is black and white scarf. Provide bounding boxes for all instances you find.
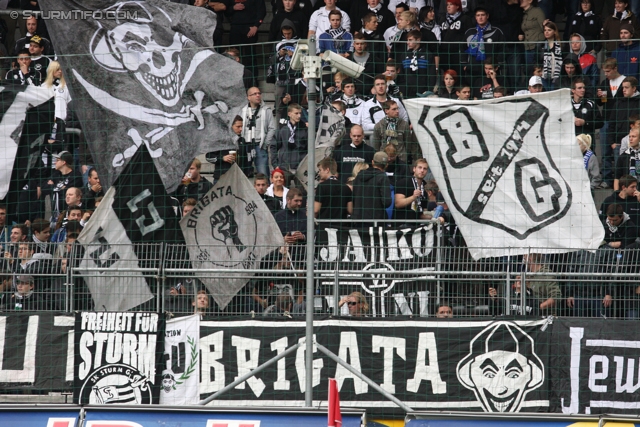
[445,11,461,28]
[328,26,348,52]
[287,121,297,145]
[629,148,640,178]
[606,212,630,234]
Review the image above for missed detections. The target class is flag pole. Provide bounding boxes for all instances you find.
[305,35,317,408]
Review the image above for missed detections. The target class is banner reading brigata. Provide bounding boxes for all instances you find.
[74,312,164,404]
[405,90,604,260]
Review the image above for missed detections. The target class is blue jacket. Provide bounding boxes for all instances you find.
[613,41,640,81]
[318,30,353,55]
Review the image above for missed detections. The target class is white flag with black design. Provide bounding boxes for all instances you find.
[78,144,185,311]
[405,90,604,260]
[316,102,346,147]
[181,164,284,309]
[160,314,200,405]
[39,0,246,192]
[294,145,334,191]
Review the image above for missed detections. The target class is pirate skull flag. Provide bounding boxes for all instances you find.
[39,0,246,192]
[405,90,604,260]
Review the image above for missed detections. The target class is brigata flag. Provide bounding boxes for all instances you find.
[0,84,53,199]
[39,0,246,192]
[405,89,604,260]
[78,144,184,311]
[180,164,284,310]
[160,314,200,405]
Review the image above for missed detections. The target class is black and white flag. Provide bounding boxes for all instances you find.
[316,102,346,147]
[405,90,604,260]
[160,314,200,405]
[39,0,247,192]
[78,144,184,311]
[74,311,164,404]
[180,164,284,310]
[0,84,53,199]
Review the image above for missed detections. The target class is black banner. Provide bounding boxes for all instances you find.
[73,312,165,404]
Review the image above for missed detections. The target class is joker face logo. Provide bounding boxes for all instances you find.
[456,321,544,412]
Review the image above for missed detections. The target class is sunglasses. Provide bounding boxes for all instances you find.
[347,301,358,306]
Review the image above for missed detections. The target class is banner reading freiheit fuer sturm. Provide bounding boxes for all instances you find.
[73,311,164,404]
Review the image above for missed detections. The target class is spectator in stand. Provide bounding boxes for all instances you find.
[194,0,225,47]
[438,0,473,76]
[40,151,83,230]
[309,0,351,40]
[64,187,83,211]
[567,0,602,53]
[384,3,409,50]
[487,0,523,93]
[519,0,545,83]
[333,125,375,183]
[540,21,562,91]
[358,0,395,37]
[181,198,197,218]
[601,0,640,55]
[612,24,640,81]
[226,0,266,77]
[267,167,289,209]
[560,54,592,95]
[266,21,300,122]
[271,104,308,179]
[207,116,253,180]
[338,291,370,316]
[351,151,392,227]
[193,289,213,314]
[13,16,52,60]
[85,168,103,210]
[336,77,366,126]
[472,58,503,100]
[489,275,538,316]
[569,34,600,89]
[361,75,408,132]
[463,7,505,84]
[371,100,417,163]
[318,10,354,59]
[397,29,436,97]
[610,77,640,175]
[52,207,87,243]
[27,35,51,77]
[358,12,387,61]
[6,48,42,86]
[5,224,28,259]
[254,173,282,215]
[572,77,603,140]
[269,0,308,41]
[389,10,438,69]
[174,158,213,205]
[223,48,256,91]
[600,174,640,227]
[619,116,640,153]
[521,253,561,316]
[598,58,627,186]
[1,274,47,311]
[394,158,444,227]
[436,302,454,318]
[348,35,380,96]
[515,75,544,95]
[577,134,604,191]
[274,188,307,264]
[241,87,276,178]
[456,85,472,100]
[31,218,52,255]
[315,157,352,222]
[419,6,441,41]
[382,62,402,98]
[384,144,410,185]
[602,203,638,249]
[615,126,640,190]
[437,69,458,98]
[493,86,507,97]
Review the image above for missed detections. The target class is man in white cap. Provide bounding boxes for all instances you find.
[514,76,544,95]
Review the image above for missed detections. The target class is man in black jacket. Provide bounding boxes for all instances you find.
[352,151,392,228]
[333,125,375,183]
[572,77,603,139]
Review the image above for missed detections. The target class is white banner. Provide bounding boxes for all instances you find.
[160,314,200,405]
[405,89,604,259]
[77,187,154,311]
[180,164,284,309]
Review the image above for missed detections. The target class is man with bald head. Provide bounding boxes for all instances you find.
[332,124,375,183]
[241,86,276,177]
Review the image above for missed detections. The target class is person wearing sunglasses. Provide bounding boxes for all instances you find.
[338,291,370,316]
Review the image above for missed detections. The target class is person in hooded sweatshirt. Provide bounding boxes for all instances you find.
[612,23,640,81]
[559,53,593,96]
[566,0,602,53]
[568,33,600,88]
[602,203,638,249]
[269,0,308,41]
[351,151,392,228]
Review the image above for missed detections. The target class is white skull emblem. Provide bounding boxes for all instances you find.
[107,22,184,106]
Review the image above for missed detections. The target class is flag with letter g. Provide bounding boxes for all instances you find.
[328,378,342,427]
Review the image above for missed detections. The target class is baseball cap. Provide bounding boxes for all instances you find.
[529,76,543,87]
[373,151,389,165]
[29,35,43,46]
[16,274,34,284]
[54,150,73,165]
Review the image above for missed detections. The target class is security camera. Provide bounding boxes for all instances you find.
[291,41,309,71]
[321,50,364,78]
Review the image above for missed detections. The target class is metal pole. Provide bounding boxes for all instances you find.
[315,342,414,413]
[305,35,317,407]
[198,341,302,405]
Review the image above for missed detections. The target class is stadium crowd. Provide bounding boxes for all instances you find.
[1,0,640,317]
